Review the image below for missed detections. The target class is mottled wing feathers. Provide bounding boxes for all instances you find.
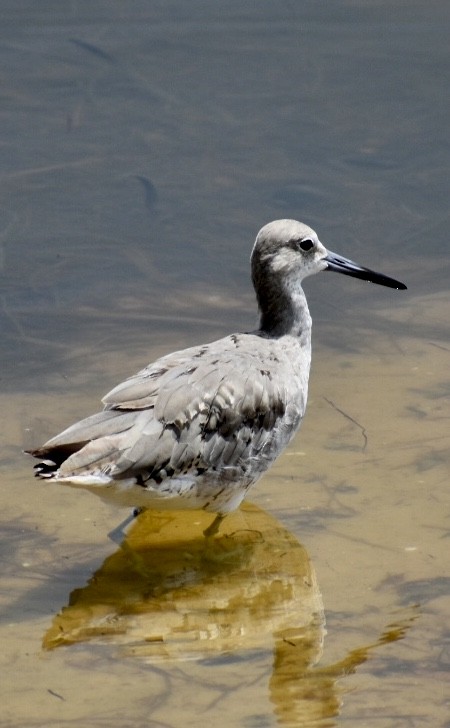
[34,334,306,483]
[37,410,138,449]
[101,343,208,410]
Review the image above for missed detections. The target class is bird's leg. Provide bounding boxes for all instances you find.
[107,507,145,545]
[203,512,226,538]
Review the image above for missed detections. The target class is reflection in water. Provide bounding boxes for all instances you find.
[43,503,325,659]
[42,503,418,725]
[270,614,419,726]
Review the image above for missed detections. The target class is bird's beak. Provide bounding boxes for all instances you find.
[325,251,407,290]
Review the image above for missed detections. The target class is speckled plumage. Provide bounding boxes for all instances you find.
[29,220,406,529]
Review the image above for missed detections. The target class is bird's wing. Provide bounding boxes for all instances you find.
[36,342,212,450]
[37,335,305,480]
[101,341,214,411]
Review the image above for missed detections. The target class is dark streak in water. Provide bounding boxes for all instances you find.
[69,38,115,64]
[134,175,159,212]
[47,688,65,701]
[324,396,368,452]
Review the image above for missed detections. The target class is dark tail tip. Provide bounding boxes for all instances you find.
[33,459,58,479]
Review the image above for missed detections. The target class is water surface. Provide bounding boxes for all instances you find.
[1,2,449,726]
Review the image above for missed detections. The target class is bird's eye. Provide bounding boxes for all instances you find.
[299,239,314,252]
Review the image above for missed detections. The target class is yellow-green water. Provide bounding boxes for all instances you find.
[2,297,449,725]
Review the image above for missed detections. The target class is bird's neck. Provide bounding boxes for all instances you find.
[257,283,312,343]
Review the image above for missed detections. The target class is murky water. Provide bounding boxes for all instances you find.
[1,2,449,726]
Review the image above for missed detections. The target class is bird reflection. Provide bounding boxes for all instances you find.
[42,503,417,725]
[43,503,324,658]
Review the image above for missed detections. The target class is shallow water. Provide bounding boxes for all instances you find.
[1,2,449,727]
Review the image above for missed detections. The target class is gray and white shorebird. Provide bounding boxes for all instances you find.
[28,220,406,537]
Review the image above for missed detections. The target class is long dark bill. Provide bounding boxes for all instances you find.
[325,252,407,290]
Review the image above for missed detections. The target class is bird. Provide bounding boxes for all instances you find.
[28,220,407,537]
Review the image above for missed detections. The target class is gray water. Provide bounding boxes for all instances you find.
[1,2,449,726]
